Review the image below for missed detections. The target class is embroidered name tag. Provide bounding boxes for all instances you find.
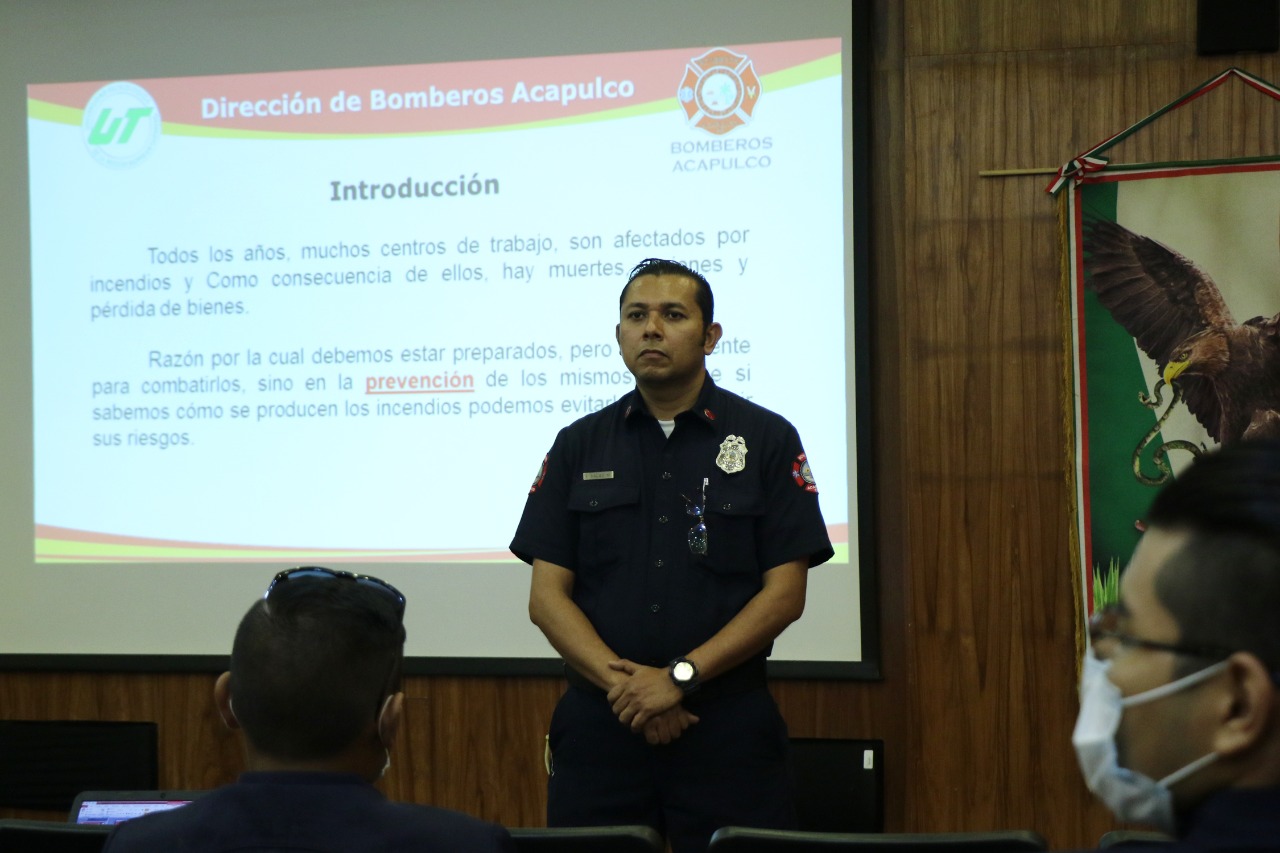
[582,471,614,480]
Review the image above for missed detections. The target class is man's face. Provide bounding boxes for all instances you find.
[616,274,720,388]
[1098,527,1222,803]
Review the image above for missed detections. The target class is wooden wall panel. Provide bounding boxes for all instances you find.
[395,675,563,826]
[8,3,1280,847]
[906,1,1189,56]
[891,0,1280,846]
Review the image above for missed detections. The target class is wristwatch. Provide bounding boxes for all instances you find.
[668,657,700,694]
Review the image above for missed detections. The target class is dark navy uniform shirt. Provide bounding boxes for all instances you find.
[101,772,514,852]
[1169,787,1280,851]
[511,377,833,669]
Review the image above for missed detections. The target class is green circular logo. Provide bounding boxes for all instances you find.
[82,82,161,168]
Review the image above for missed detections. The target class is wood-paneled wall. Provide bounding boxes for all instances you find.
[882,0,1280,844]
[6,3,1280,847]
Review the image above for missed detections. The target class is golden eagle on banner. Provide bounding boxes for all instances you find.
[1083,216,1280,444]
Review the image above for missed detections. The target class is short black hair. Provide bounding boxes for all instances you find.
[229,577,406,761]
[1144,440,1280,673]
[620,258,714,331]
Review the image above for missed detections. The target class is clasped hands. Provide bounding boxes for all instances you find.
[605,659,699,745]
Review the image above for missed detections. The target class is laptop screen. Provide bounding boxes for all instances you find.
[71,792,198,825]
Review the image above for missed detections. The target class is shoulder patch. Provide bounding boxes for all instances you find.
[791,453,818,493]
[530,454,549,494]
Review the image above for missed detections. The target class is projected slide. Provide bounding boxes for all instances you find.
[29,39,847,563]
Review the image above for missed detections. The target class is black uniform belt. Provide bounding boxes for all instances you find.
[564,656,767,704]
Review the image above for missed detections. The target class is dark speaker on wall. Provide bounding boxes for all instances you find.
[1198,0,1280,55]
[0,720,158,810]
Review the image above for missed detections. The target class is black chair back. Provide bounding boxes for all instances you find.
[0,819,111,853]
[708,827,1048,853]
[509,824,665,852]
[1098,830,1175,848]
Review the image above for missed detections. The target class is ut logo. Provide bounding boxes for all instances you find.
[87,106,154,145]
[81,82,161,167]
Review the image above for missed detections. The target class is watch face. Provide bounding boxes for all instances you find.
[673,661,695,682]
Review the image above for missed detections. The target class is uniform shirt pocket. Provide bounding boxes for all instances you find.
[697,481,766,576]
[568,480,640,573]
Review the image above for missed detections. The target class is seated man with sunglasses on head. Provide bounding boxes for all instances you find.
[104,567,513,853]
[1073,439,1280,849]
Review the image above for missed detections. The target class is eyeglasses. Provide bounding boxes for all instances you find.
[265,566,406,619]
[1088,605,1234,661]
[682,477,709,556]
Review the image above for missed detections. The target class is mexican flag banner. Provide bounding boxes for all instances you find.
[1057,69,1280,628]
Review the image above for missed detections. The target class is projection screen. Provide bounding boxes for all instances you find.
[0,0,875,677]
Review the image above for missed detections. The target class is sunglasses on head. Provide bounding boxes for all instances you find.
[264,566,406,619]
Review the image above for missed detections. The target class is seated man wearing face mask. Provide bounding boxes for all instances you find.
[1073,439,1280,848]
[103,567,514,853]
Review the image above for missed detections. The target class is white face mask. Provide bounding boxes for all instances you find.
[1072,654,1228,832]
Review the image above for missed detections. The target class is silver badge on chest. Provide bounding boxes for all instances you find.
[716,434,748,474]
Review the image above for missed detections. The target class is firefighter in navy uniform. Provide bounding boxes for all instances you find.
[510,258,832,853]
